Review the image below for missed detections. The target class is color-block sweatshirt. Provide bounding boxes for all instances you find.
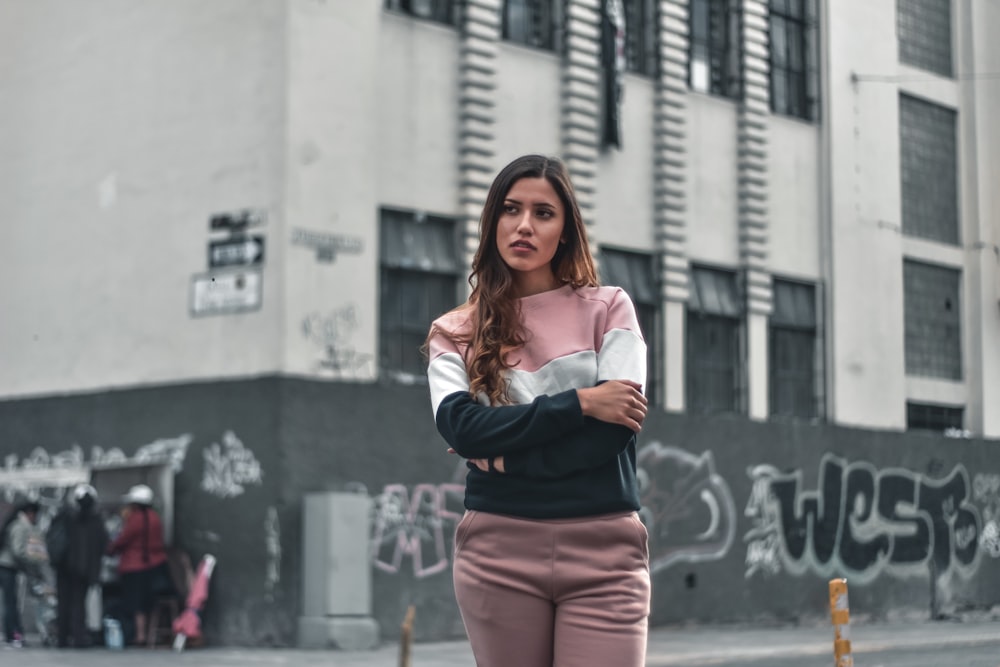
[427,284,647,519]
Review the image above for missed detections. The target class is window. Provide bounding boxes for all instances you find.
[503,0,557,50]
[687,266,742,413]
[903,259,962,380]
[907,402,963,432]
[601,248,660,403]
[769,279,821,420]
[688,0,742,99]
[384,0,462,26]
[380,208,462,381]
[623,0,658,76]
[769,0,819,120]
[897,0,952,77]
[900,94,959,245]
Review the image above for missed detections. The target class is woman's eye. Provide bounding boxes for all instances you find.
[537,209,553,219]
[503,205,518,215]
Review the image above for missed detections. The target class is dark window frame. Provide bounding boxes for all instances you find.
[503,0,559,51]
[903,259,963,381]
[688,0,743,100]
[768,0,820,121]
[623,0,658,77]
[906,401,964,432]
[897,0,954,78]
[686,265,744,414]
[379,208,463,382]
[384,0,463,26]
[899,93,960,245]
[769,277,823,421]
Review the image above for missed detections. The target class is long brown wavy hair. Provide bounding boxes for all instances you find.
[426,154,598,405]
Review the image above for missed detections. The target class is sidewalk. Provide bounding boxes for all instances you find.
[338,618,1000,667]
[7,618,1000,666]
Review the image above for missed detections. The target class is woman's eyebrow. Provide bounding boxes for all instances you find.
[504,197,557,209]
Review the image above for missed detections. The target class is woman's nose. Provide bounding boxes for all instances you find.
[515,211,533,233]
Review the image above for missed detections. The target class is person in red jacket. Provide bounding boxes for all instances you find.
[107,484,171,646]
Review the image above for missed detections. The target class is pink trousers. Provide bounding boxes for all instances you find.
[452,510,651,667]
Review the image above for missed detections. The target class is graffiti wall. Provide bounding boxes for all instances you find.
[1,378,999,645]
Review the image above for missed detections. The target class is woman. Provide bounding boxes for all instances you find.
[52,484,109,648]
[107,484,169,646]
[0,499,46,648]
[425,154,650,666]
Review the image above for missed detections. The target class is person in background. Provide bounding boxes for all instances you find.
[107,484,169,646]
[52,484,108,648]
[0,499,46,648]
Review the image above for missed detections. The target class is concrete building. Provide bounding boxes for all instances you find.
[1,0,998,647]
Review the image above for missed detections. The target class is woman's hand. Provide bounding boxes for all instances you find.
[448,448,505,473]
[577,380,648,432]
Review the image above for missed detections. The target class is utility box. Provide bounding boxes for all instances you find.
[298,492,379,650]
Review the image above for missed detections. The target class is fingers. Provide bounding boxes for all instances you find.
[465,457,504,473]
[618,379,643,392]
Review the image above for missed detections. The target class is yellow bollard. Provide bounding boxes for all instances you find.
[398,605,416,667]
[828,578,853,667]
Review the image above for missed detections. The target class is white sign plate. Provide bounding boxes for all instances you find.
[191,270,262,317]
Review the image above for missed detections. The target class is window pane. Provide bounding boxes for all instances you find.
[770,327,817,418]
[624,0,657,76]
[897,0,953,77]
[687,314,740,413]
[769,0,818,120]
[380,209,461,378]
[770,16,788,67]
[381,210,460,272]
[386,0,458,25]
[690,266,741,317]
[785,21,804,70]
[504,0,554,49]
[691,0,710,41]
[772,279,815,328]
[899,94,959,244]
[903,259,962,380]
[771,68,788,113]
[906,402,964,432]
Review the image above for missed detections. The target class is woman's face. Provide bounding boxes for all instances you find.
[495,176,566,297]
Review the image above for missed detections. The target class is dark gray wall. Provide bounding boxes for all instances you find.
[1,377,998,645]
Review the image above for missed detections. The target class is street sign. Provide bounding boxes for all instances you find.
[190,270,262,317]
[210,209,266,231]
[290,228,363,263]
[209,236,264,269]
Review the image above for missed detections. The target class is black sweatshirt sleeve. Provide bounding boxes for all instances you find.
[434,389,585,459]
[501,417,634,479]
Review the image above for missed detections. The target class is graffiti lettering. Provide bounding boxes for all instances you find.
[370,483,465,578]
[302,306,374,378]
[201,431,263,498]
[973,473,1000,558]
[744,454,981,582]
[264,506,281,601]
[636,442,736,573]
[0,436,191,496]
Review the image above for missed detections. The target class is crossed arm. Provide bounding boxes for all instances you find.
[435,379,647,479]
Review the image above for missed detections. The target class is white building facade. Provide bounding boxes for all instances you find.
[2,0,998,646]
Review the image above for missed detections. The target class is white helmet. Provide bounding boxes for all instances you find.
[123,484,154,506]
